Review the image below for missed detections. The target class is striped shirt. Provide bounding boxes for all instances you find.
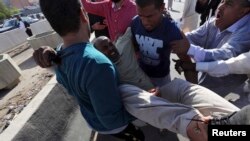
[186,14,250,62]
[186,14,250,95]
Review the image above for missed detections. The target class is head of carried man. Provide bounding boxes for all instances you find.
[93,36,120,62]
[215,0,250,31]
[135,0,165,31]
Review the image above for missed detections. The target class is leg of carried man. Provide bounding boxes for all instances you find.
[119,78,240,137]
[119,84,200,137]
[160,78,240,116]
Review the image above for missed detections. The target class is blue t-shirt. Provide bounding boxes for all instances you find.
[131,15,182,78]
[55,43,134,132]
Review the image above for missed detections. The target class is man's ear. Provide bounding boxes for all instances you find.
[160,3,165,12]
[80,8,89,24]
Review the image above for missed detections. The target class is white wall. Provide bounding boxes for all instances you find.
[0,20,53,54]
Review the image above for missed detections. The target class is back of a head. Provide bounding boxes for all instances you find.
[39,0,81,36]
[15,15,21,21]
[135,0,163,8]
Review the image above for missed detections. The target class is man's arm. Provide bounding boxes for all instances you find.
[87,63,131,129]
[18,21,25,29]
[173,19,250,62]
[201,30,250,61]
[171,31,198,84]
[81,0,108,17]
[196,51,250,77]
[187,31,250,62]
[172,20,211,61]
[179,51,250,77]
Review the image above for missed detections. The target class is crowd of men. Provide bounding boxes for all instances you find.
[33,0,250,141]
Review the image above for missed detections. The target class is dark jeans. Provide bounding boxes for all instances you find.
[111,123,145,141]
[26,28,33,37]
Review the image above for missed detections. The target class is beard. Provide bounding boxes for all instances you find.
[111,0,121,3]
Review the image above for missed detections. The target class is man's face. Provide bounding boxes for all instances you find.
[94,37,120,62]
[215,0,248,31]
[137,4,164,31]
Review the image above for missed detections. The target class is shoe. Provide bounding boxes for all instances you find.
[209,105,250,125]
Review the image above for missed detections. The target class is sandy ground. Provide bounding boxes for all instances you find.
[0,43,54,133]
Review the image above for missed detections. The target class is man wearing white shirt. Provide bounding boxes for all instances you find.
[176,51,250,105]
[180,0,199,33]
[196,53,250,78]
[171,0,250,95]
[16,15,33,37]
[197,52,250,103]
[18,20,25,30]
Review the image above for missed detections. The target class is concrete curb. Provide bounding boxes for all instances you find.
[0,76,93,141]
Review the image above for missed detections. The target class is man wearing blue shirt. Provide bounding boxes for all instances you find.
[37,0,146,140]
[172,0,250,95]
[131,0,194,86]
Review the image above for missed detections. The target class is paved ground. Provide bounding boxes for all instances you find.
[0,44,53,133]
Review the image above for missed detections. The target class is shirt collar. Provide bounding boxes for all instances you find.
[226,14,250,33]
[112,0,126,10]
[112,2,115,8]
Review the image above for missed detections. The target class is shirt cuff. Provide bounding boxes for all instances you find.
[196,62,209,72]
[187,44,206,62]
[224,58,238,74]
[187,44,196,56]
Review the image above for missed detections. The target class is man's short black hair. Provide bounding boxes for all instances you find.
[241,0,250,7]
[39,0,81,36]
[135,0,164,9]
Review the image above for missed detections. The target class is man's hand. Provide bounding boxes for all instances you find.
[170,32,190,55]
[184,71,198,84]
[148,87,161,97]
[172,59,198,84]
[173,59,184,75]
[173,59,196,73]
[33,46,57,68]
[187,115,211,141]
[92,22,107,30]
[181,61,196,71]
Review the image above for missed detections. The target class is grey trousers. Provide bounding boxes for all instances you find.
[119,78,239,137]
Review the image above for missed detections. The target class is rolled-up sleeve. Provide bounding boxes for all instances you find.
[187,19,250,62]
[81,0,109,17]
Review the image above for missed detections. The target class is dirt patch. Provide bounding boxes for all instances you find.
[0,71,53,133]
[5,43,30,58]
[0,45,55,134]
